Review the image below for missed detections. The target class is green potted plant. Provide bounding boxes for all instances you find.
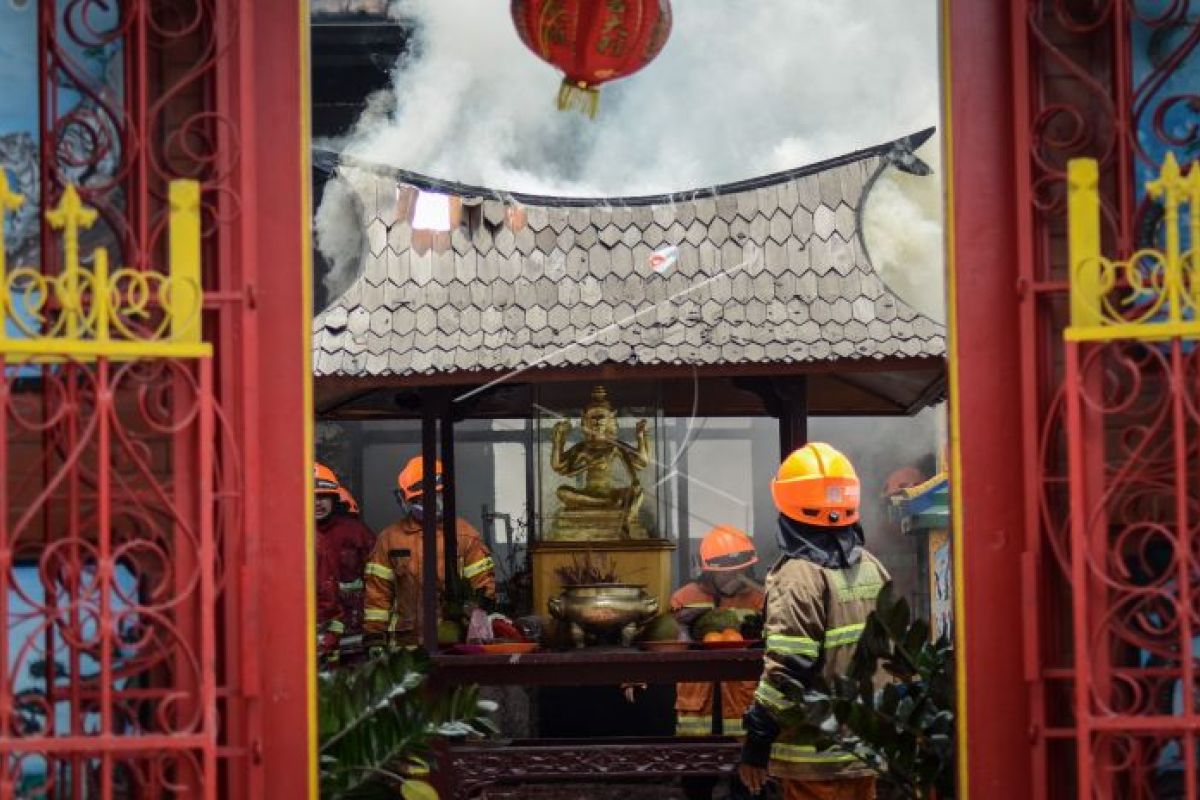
[318,648,496,799]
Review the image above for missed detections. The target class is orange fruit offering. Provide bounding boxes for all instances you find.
[720,629,744,642]
[703,631,725,642]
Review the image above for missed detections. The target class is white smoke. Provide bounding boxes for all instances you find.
[316,0,944,320]
[315,175,365,300]
[865,144,945,322]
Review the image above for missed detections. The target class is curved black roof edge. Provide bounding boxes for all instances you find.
[312,127,936,209]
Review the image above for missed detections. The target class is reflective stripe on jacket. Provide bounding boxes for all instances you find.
[754,551,889,781]
[670,580,764,737]
[676,714,748,737]
[362,516,495,643]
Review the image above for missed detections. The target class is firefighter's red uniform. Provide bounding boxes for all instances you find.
[314,462,376,664]
[317,513,376,655]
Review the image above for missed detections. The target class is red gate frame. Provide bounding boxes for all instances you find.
[237,2,317,797]
[942,2,1033,798]
[21,0,1182,795]
[5,1,317,797]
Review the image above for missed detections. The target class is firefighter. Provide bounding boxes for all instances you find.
[314,462,377,666]
[673,525,765,736]
[362,456,495,649]
[739,443,890,800]
[673,524,765,800]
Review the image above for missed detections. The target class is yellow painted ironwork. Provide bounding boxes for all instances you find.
[1066,153,1200,342]
[0,170,24,302]
[0,180,210,360]
[1067,160,1103,331]
[169,179,203,346]
[45,184,98,342]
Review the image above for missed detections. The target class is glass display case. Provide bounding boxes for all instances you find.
[534,383,667,543]
[530,382,675,625]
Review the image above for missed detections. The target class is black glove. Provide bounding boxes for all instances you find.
[740,703,780,768]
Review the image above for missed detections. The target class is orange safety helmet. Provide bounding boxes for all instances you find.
[396,456,443,502]
[771,443,860,527]
[314,462,341,496]
[699,525,758,572]
[337,486,360,515]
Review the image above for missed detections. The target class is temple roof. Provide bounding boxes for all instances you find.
[312,129,945,406]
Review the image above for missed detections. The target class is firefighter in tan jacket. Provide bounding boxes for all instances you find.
[362,456,495,648]
[739,443,889,800]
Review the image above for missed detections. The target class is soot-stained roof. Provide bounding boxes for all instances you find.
[312,129,944,388]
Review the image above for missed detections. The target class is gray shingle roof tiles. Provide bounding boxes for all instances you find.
[313,130,944,378]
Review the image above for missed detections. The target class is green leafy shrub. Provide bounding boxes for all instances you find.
[319,648,496,798]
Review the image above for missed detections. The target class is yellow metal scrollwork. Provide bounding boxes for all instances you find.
[0,176,210,360]
[1067,153,1200,342]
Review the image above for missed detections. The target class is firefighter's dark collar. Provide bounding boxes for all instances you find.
[776,515,865,569]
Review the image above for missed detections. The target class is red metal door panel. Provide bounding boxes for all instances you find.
[948,2,1200,796]
[1062,336,1199,799]
[1007,4,1200,798]
[1,358,217,799]
[1,2,314,798]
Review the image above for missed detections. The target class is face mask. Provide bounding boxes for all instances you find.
[396,490,443,522]
[411,494,444,522]
[710,570,746,596]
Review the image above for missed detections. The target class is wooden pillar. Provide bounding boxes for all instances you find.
[421,392,439,649]
[711,681,724,736]
[440,394,458,594]
[348,421,365,503]
[525,414,537,580]
[674,420,692,582]
[775,377,808,456]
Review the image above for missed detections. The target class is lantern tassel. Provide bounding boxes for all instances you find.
[557,79,600,119]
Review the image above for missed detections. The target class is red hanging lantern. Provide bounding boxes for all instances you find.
[511,0,673,118]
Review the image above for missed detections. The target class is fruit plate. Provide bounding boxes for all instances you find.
[639,640,690,652]
[698,639,761,650]
[477,642,539,655]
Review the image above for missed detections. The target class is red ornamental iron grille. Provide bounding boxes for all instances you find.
[0,1,257,797]
[0,357,218,799]
[1014,2,1200,797]
[1061,336,1199,799]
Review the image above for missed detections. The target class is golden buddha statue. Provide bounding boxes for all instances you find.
[547,386,652,540]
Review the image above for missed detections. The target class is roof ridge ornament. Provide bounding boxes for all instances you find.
[884,131,935,177]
